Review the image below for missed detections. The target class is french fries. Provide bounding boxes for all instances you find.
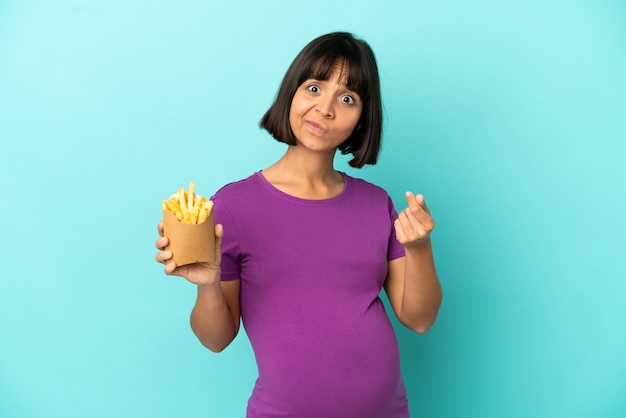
[162,181,214,225]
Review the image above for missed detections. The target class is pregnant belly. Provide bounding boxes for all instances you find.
[246,299,407,417]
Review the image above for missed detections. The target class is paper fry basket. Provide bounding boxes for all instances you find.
[162,209,215,266]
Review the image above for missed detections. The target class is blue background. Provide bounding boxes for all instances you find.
[1,1,625,417]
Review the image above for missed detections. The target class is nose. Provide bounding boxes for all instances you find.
[315,95,334,118]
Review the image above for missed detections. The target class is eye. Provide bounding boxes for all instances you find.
[306,84,320,93]
[341,95,356,105]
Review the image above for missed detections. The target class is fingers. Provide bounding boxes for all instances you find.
[395,191,435,246]
[163,261,179,275]
[155,248,172,264]
[155,220,176,272]
[155,220,169,255]
[154,222,173,267]
[155,236,169,251]
[155,221,168,255]
[404,192,434,227]
[394,218,409,243]
[405,191,430,215]
[396,210,431,240]
[155,250,184,278]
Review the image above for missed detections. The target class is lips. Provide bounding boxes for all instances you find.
[305,120,327,135]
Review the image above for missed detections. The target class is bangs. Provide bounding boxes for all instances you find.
[301,48,370,100]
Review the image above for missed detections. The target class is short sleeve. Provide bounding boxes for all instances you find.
[211,196,242,281]
[387,195,406,261]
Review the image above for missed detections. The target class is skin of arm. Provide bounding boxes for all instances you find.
[156,222,241,352]
[190,279,241,352]
[384,192,443,334]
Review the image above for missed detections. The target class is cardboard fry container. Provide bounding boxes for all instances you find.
[162,209,215,266]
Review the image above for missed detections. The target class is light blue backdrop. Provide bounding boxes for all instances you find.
[1,1,625,417]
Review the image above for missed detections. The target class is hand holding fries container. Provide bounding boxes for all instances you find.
[162,181,215,266]
[162,208,215,266]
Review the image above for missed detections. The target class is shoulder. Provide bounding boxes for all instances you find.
[344,173,390,200]
[211,172,260,202]
[209,173,263,223]
[344,173,399,216]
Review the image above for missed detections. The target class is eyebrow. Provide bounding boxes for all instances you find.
[305,78,359,93]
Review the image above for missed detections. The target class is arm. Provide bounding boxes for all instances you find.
[190,279,241,352]
[384,192,442,334]
[156,222,241,352]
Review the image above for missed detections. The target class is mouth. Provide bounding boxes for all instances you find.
[305,120,327,135]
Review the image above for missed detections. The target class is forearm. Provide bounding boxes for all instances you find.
[190,284,238,352]
[400,240,442,333]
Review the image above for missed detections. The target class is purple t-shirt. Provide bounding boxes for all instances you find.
[212,171,408,418]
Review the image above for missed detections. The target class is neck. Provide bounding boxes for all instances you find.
[261,146,345,199]
[278,146,338,181]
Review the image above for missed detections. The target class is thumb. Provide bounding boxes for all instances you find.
[214,223,224,264]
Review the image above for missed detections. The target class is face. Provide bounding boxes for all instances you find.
[289,64,363,153]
